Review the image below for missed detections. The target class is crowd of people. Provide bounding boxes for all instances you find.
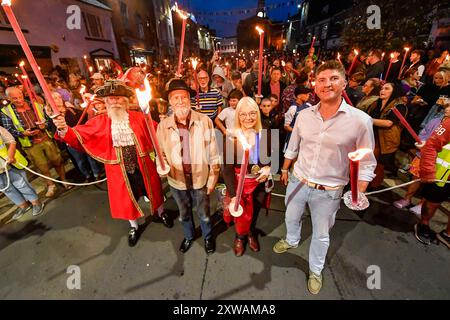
[0,43,449,295]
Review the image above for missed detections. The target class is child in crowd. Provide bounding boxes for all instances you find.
[283,86,312,152]
[215,89,243,136]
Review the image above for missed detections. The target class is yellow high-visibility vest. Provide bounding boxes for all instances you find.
[0,136,28,170]
[1,103,50,148]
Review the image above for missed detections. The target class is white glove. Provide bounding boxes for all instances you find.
[256,166,271,183]
[156,158,170,177]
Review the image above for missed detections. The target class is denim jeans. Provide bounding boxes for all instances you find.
[0,168,39,206]
[170,186,212,241]
[67,146,102,178]
[284,174,343,275]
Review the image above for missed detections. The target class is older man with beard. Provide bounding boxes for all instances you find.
[51,80,169,247]
[156,79,220,255]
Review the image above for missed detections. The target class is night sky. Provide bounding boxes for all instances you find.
[177,0,300,37]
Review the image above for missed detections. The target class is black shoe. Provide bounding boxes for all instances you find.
[414,223,436,245]
[128,227,139,247]
[204,238,215,255]
[179,238,194,253]
[160,212,173,228]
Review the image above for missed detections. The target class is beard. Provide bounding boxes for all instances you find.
[108,107,134,147]
[174,105,191,119]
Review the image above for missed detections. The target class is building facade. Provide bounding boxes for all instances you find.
[0,0,118,75]
[99,0,159,66]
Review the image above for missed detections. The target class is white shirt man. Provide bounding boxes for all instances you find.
[273,61,376,295]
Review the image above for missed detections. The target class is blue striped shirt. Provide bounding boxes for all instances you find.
[191,88,223,120]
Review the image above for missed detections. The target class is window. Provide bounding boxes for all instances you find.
[136,14,145,39]
[82,12,105,39]
[120,1,129,29]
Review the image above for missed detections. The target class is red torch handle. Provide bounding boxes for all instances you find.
[76,101,93,126]
[144,113,166,171]
[391,107,422,144]
[257,32,264,96]
[350,159,359,204]
[342,90,353,106]
[2,4,59,116]
[234,149,249,212]
[177,18,187,76]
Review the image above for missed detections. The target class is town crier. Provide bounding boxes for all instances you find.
[51,80,170,247]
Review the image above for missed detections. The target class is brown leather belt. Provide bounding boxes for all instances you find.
[299,177,342,191]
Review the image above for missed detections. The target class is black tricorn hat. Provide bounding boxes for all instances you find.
[94,80,134,98]
[164,78,196,100]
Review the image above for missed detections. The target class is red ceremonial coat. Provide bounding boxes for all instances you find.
[57,111,164,220]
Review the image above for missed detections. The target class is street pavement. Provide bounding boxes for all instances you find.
[0,170,449,300]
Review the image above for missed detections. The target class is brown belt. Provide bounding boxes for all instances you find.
[299,177,342,191]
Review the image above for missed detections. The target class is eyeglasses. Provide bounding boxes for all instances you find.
[239,111,258,119]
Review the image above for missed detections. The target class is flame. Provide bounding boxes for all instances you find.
[99,66,104,71]
[255,26,264,34]
[88,66,93,72]
[191,57,198,70]
[311,81,315,87]
[79,84,86,95]
[236,131,251,150]
[390,53,395,59]
[83,55,87,59]
[80,94,96,109]
[348,148,372,161]
[337,52,340,60]
[1,0,11,6]
[14,73,19,77]
[404,47,410,52]
[135,75,152,113]
[446,54,449,61]
[381,52,385,58]
[281,60,286,67]
[353,49,359,55]
[19,61,25,67]
[174,3,188,19]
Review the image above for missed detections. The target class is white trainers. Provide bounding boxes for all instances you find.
[409,204,422,218]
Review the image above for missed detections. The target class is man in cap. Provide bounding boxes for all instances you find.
[52,80,169,247]
[90,73,105,93]
[156,79,220,255]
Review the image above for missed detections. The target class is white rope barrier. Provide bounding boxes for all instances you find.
[270,179,450,199]
[0,159,106,192]
[16,163,107,186]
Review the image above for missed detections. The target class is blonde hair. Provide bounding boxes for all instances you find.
[234,96,262,132]
[434,71,449,87]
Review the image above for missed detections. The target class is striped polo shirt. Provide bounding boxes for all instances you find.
[191,88,223,120]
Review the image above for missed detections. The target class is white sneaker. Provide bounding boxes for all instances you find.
[409,204,422,218]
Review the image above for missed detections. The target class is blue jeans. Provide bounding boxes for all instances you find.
[67,146,102,178]
[170,186,212,241]
[284,174,343,275]
[0,168,39,206]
